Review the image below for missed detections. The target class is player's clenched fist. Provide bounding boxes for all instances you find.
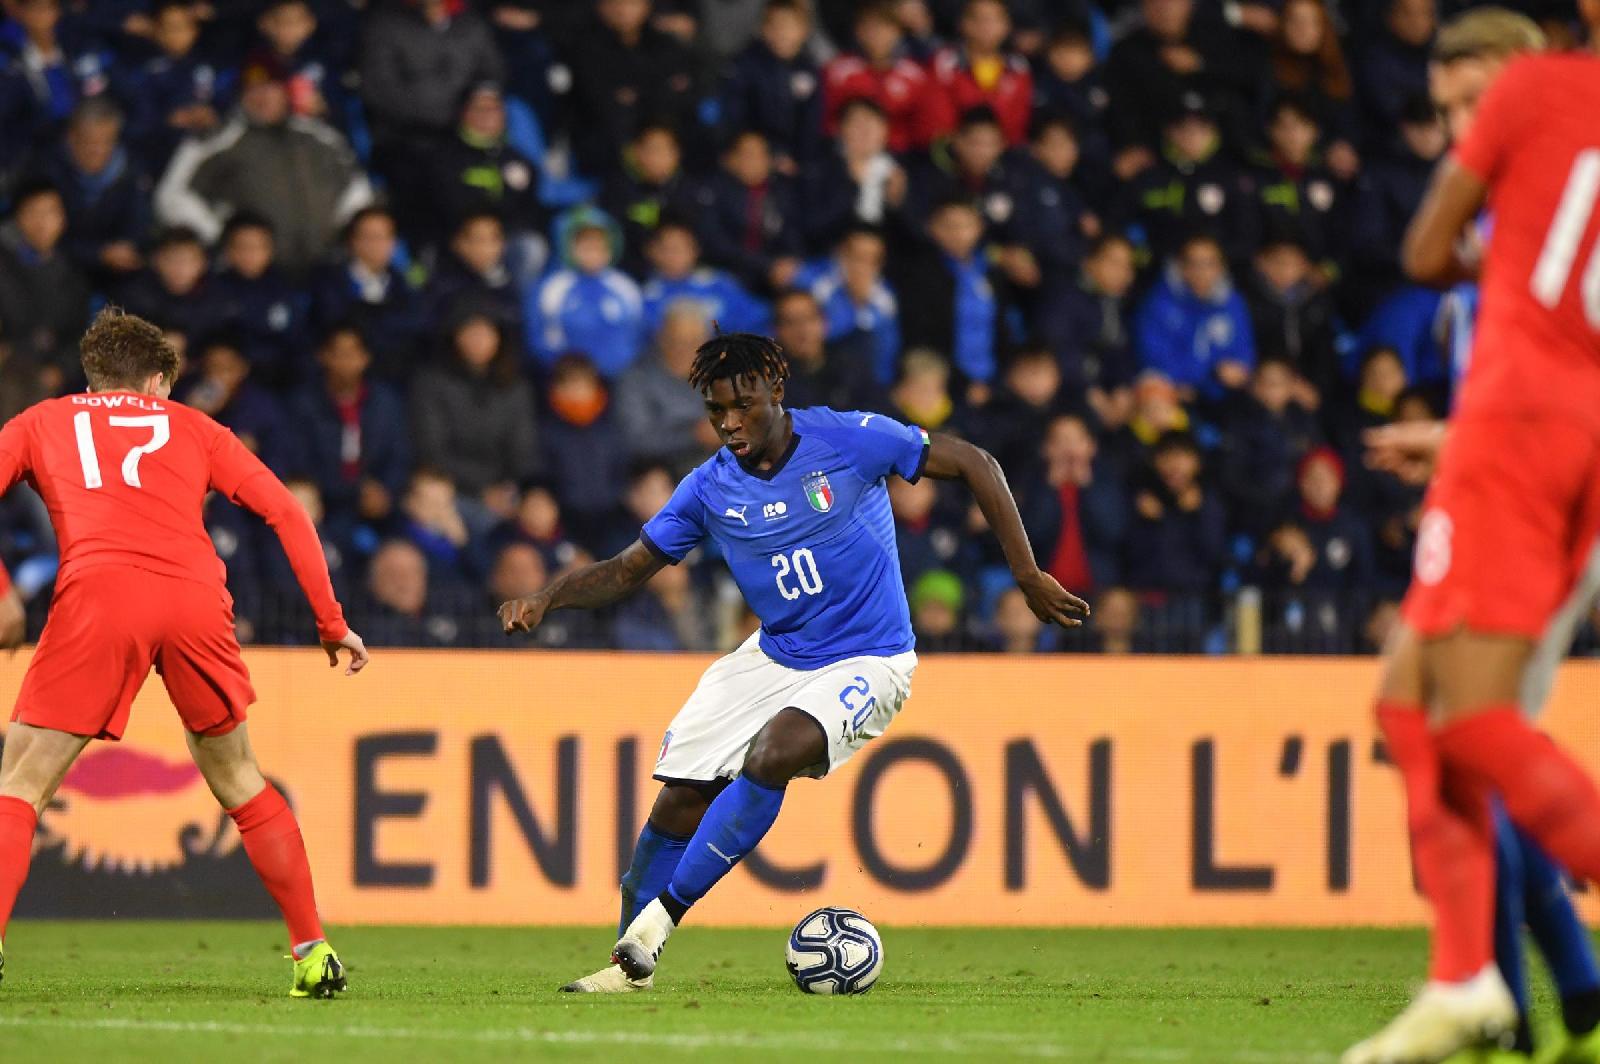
[1016,568,1091,629]
[322,630,370,675]
[500,594,550,634]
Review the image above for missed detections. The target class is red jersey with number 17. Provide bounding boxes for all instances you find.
[1452,52,1600,433]
[0,391,346,640]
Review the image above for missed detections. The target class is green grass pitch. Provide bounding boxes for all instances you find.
[0,922,1589,1062]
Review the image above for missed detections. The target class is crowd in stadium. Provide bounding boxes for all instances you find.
[0,0,1593,654]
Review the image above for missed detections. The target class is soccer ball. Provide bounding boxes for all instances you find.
[784,906,883,995]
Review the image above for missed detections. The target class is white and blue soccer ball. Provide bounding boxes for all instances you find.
[784,906,883,995]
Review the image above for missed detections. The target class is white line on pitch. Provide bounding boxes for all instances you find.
[0,1015,1338,1062]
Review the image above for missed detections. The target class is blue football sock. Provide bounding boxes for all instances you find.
[1492,806,1531,1018]
[1516,824,1600,998]
[662,775,786,918]
[618,823,692,937]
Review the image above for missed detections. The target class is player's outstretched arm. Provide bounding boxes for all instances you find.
[1402,158,1488,288]
[499,539,666,634]
[1364,420,1449,485]
[920,434,1091,628]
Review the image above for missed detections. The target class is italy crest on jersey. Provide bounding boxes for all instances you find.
[802,471,834,512]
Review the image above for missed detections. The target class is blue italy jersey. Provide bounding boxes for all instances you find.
[640,407,930,669]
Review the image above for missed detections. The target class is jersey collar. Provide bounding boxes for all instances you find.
[737,431,802,482]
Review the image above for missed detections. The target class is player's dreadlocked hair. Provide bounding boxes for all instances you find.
[687,332,789,393]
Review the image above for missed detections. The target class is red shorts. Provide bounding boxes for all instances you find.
[1402,413,1600,640]
[13,568,256,741]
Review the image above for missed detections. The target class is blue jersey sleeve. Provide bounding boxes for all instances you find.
[833,411,930,483]
[639,469,707,564]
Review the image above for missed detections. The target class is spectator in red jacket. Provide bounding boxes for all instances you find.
[928,0,1034,146]
[822,1,942,153]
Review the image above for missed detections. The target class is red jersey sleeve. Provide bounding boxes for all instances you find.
[0,409,34,497]
[1453,56,1538,185]
[207,425,348,642]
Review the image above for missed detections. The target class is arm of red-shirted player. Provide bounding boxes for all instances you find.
[0,414,33,648]
[1401,159,1488,288]
[920,432,1091,628]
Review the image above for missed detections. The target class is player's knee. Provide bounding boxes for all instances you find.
[743,715,822,787]
[648,782,713,836]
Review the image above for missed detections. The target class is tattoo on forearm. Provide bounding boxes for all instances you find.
[544,544,656,611]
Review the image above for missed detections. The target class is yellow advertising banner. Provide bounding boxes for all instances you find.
[7,650,1600,927]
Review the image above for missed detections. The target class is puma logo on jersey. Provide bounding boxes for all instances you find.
[724,505,748,526]
[859,414,876,426]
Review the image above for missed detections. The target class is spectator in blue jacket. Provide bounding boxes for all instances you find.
[115,1,230,173]
[525,206,646,378]
[394,468,492,587]
[890,197,1006,390]
[1135,232,1255,403]
[286,326,410,536]
[639,218,770,336]
[690,128,805,293]
[29,97,150,288]
[0,0,115,167]
[209,212,310,389]
[720,0,825,173]
[310,206,427,384]
[796,227,900,383]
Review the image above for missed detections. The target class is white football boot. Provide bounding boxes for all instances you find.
[611,897,677,982]
[1342,965,1518,1064]
[559,963,653,993]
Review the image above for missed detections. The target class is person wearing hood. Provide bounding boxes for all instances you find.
[423,81,545,265]
[29,96,150,288]
[524,206,646,379]
[1134,232,1255,404]
[412,311,541,518]
[638,218,770,337]
[154,61,374,276]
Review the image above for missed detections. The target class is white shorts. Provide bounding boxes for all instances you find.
[654,632,918,783]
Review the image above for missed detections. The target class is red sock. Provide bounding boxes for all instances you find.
[1438,706,1600,884]
[227,785,324,947]
[1379,702,1496,982]
[0,796,37,940]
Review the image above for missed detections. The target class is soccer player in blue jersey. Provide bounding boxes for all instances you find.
[498,332,1088,992]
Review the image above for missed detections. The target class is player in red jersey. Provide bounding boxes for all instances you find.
[0,308,368,998]
[1345,11,1600,1064]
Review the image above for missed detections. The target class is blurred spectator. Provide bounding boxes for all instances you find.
[424,82,545,267]
[118,1,230,172]
[155,62,374,275]
[1114,372,1192,470]
[1269,0,1358,163]
[721,0,824,173]
[797,227,900,384]
[412,312,540,514]
[0,180,89,389]
[774,289,881,413]
[928,0,1034,146]
[427,212,523,336]
[1283,446,1374,594]
[359,0,503,150]
[1355,0,1435,141]
[639,219,770,336]
[892,197,1005,391]
[1243,230,1340,399]
[564,0,699,178]
[802,96,911,250]
[908,105,1024,248]
[909,569,971,652]
[1135,233,1255,403]
[0,0,114,166]
[311,206,426,383]
[358,539,470,648]
[494,480,582,574]
[615,301,719,473]
[1350,94,1445,303]
[1014,112,1095,292]
[1247,97,1346,269]
[1218,358,1321,537]
[209,212,310,387]
[250,1,342,123]
[0,337,46,425]
[994,587,1055,652]
[395,468,490,586]
[1087,586,1147,654]
[603,123,696,276]
[181,334,290,473]
[1039,232,1138,430]
[31,97,151,287]
[119,225,219,341]
[256,476,352,642]
[613,560,717,650]
[1020,413,1127,595]
[821,1,942,153]
[891,475,961,586]
[1331,345,1407,457]
[690,128,804,293]
[1103,0,1248,165]
[1118,93,1253,263]
[526,206,645,377]
[887,348,961,432]
[1121,431,1225,594]
[541,354,630,549]
[488,541,546,611]
[287,327,410,533]
[1030,24,1111,182]
[977,346,1066,475]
